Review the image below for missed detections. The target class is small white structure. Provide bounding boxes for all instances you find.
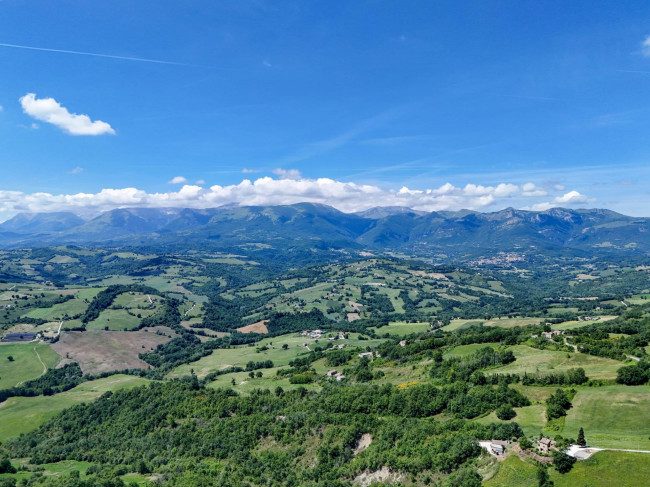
[358,351,374,359]
[490,444,504,455]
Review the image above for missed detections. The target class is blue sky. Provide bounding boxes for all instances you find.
[1,0,650,219]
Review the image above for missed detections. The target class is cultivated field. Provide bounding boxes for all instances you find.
[236,319,269,334]
[52,329,174,374]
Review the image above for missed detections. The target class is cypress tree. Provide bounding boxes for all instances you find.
[577,427,586,447]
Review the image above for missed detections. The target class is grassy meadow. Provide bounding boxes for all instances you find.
[0,375,150,442]
[484,345,624,380]
[0,342,60,389]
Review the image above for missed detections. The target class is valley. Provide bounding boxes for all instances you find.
[0,239,649,486]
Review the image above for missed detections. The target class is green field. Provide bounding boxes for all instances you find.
[562,385,650,449]
[0,460,93,482]
[484,317,541,329]
[485,451,650,487]
[168,332,385,380]
[475,403,547,437]
[24,297,89,321]
[443,342,499,359]
[85,307,143,330]
[485,345,624,380]
[207,365,322,394]
[0,342,60,389]
[0,375,150,441]
[483,454,537,487]
[551,315,618,331]
[372,321,432,336]
[440,319,484,332]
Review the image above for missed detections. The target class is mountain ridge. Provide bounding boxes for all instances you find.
[1,204,648,258]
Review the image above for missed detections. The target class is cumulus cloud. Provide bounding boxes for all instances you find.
[0,177,595,219]
[553,190,593,204]
[19,93,115,136]
[272,168,302,180]
[168,176,188,184]
[531,190,595,211]
[521,182,547,197]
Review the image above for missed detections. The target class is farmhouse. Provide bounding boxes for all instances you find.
[1,332,38,342]
[541,330,564,340]
[327,369,338,377]
[537,437,556,454]
[358,351,374,359]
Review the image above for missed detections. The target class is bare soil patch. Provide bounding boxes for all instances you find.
[236,320,269,334]
[411,270,449,280]
[52,328,174,375]
[347,312,360,322]
[353,467,403,486]
[354,433,372,455]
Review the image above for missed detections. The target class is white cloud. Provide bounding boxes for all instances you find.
[69,167,83,174]
[19,93,115,136]
[521,182,547,197]
[554,184,565,191]
[272,168,302,180]
[553,190,593,204]
[242,168,258,174]
[531,190,594,211]
[168,176,188,184]
[195,179,206,185]
[642,35,650,57]
[0,177,595,219]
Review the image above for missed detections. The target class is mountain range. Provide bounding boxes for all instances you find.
[1,204,649,259]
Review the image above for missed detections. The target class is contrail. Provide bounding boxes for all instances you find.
[0,42,204,67]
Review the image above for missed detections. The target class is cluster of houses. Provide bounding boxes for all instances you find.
[541,330,564,340]
[300,330,347,341]
[326,369,346,381]
[358,351,381,359]
[577,315,601,322]
[301,329,325,339]
[532,330,565,340]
